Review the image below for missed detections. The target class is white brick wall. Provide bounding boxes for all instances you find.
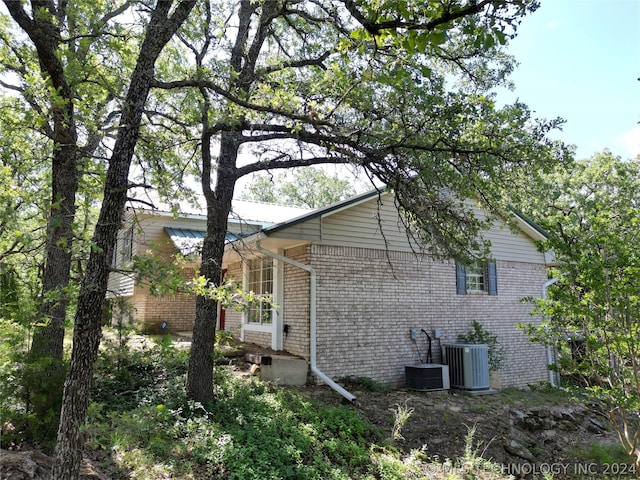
[221,244,549,389]
[223,261,243,336]
[282,246,311,358]
[113,267,197,333]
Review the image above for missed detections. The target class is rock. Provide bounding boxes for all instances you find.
[504,439,536,462]
[510,408,527,421]
[588,416,607,432]
[0,449,109,480]
[79,459,110,480]
[0,450,52,479]
[429,436,447,444]
[511,408,553,432]
[551,408,575,422]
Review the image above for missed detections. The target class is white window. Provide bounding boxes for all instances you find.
[112,226,134,267]
[465,262,486,292]
[246,257,273,324]
[456,261,497,296]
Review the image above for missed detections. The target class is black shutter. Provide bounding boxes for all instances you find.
[487,261,497,296]
[455,262,467,295]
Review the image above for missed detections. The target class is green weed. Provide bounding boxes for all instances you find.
[390,402,414,443]
[570,442,631,465]
[338,375,389,393]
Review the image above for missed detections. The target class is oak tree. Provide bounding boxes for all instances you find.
[241,167,358,208]
[0,1,196,477]
[521,151,640,468]
[145,0,568,403]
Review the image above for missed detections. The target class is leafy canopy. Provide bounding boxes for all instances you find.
[146,0,568,261]
[240,167,359,209]
[521,151,640,467]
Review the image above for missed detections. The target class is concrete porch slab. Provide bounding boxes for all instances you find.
[245,353,308,386]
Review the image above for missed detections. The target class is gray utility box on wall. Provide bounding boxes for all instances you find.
[443,343,490,390]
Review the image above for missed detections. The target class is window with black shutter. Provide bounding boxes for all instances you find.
[455,261,497,295]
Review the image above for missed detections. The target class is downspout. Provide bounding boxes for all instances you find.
[255,241,356,402]
[541,277,560,387]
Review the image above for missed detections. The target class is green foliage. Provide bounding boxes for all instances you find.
[215,329,237,348]
[0,320,67,449]
[130,252,275,316]
[0,263,25,322]
[89,351,381,479]
[457,424,505,478]
[518,151,640,467]
[92,327,188,411]
[369,447,428,480]
[0,320,27,446]
[147,0,568,265]
[458,320,505,371]
[82,337,532,479]
[339,375,390,393]
[132,251,191,297]
[570,442,631,466]
[241,167,359,209]
[390,402,413,443]
[191,275,273,313]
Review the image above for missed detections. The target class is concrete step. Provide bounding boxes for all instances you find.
[245,353,308,386]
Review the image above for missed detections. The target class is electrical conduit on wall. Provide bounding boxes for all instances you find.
[255,240,356,402]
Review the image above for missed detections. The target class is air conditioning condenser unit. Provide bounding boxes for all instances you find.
[405,364,450,391]
[443,343,490,390]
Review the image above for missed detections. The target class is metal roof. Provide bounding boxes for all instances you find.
[229,200,311,225]
[165,227,238,255]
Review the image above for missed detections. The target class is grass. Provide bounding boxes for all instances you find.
[83,330,518,479]
[569,442,631,465]
[338,375,390,393]
[498,385,571,408]
[1,326,557,479]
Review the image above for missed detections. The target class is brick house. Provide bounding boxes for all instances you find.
[222,190,553,392]
[107,201,309,332]
[109,190,552,394]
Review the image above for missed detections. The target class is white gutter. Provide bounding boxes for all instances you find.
[541,277,560,387]
[255,241,357,402]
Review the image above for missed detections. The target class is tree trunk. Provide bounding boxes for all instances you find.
[186,0,260,405]
[52,3,195,478]
[2,1,80,364]
[186,129,239,403]
[31,143,78,361]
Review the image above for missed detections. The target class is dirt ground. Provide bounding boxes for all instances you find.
[293,380,629,478]
[1,337,630,479]
[224,340,631,478]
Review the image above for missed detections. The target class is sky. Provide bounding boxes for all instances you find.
[498,0,640,160]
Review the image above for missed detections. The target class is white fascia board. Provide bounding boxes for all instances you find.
[319,191,387,220]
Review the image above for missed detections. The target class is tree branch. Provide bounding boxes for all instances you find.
[235,153,355,178]
[341,0,495,35]
[151,78,334,127]
[256,50,331,76]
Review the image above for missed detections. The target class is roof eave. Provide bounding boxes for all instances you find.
[262,188,385,235]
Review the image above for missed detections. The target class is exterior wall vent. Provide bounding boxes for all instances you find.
[405,364,450,391]
[443,343,490,390]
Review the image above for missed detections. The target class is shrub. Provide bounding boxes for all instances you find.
[458,320,505,371]
[0,319,67,449]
